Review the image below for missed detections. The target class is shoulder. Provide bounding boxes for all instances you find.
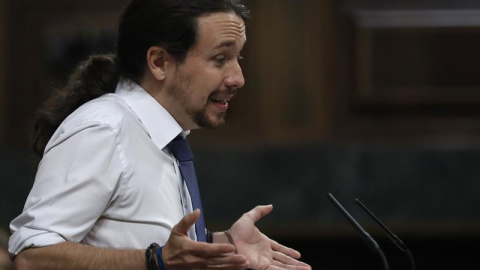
[63,94,134,129]
[46,94,142,150]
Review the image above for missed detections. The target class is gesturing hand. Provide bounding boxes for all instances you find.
[162,210,249,270]
[227,205,311,270]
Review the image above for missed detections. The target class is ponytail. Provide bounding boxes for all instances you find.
[32,54,119,157]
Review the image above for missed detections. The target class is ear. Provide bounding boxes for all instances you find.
[146,46,174,81]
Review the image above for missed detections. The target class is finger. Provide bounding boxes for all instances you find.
[178,259,247,270]
[206,262,249,270]
[189,242,237,256]
[172,209,200,235]
[265,265,284,270]
[179,253,247,269]
[205,253,248,266]
[245,204,274,223]
[271,260,312,270]
[273,251,311,268]
[272,260,299,270]
[271,239,301,259]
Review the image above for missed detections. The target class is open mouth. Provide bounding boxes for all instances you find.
[210,97,229,105]
[209,89,236,111]
[209,96,232,111]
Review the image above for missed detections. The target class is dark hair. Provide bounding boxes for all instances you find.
[33,0,250,157]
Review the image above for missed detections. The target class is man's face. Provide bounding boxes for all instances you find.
[166,12,246,130]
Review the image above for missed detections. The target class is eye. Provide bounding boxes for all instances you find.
[214,55,226,65]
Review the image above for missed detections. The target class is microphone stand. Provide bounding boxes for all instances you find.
[327,193,390,270]
[355,199,416,270]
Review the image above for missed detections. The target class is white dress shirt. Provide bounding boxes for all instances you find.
[9,80,196,256]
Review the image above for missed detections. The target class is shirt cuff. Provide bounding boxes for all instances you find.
[8,227,66,256]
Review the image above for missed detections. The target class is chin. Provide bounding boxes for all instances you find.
[194,113,226,129]
[200,119,226,129]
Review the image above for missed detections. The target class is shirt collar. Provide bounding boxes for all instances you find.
[114,79,189,150]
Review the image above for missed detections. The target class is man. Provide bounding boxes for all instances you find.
[9,0,311,269]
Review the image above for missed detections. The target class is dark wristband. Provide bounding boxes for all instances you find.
[206,230,213,243]
[146,243,159,270]
[155,246,167,270]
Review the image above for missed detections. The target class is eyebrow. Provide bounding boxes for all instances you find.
[214,40,236,50]
[213,39,247,51]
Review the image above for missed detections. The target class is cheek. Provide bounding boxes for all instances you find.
[196,72,224,96]
[181,61,225,99]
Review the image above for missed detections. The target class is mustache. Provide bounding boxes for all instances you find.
[210,88,238,97]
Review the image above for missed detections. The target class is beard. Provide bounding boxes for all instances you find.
[166,73,229,129]
[191,103,227,129]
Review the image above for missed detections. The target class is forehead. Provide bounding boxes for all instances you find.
[194,12,246,52]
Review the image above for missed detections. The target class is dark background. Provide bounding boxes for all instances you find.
[1,0,480,269]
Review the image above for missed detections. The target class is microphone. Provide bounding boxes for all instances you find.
[327,193,389,270]
[355,198,416,270]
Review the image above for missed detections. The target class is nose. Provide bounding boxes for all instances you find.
[224,62,245,89]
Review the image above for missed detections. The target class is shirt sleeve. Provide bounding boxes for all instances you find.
[8,121,125,256]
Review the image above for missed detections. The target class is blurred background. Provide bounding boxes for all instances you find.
[1,0,480,269]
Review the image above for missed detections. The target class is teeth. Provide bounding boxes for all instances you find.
[211,98,229,105]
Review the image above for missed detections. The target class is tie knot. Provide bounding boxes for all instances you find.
[167,136,193,162]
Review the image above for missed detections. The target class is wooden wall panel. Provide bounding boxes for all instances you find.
[250,0,333,145]
[333,1,480,145]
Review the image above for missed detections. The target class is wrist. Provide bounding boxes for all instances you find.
[211,231,229,244]
[207,230,213,243]
[155,246,167,270]
[145,243,159,270]
[223,230,238,254]
[212,231,238,254]
[146,243,166,270]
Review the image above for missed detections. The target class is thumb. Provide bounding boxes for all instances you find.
[173,209,200,236]
[247,204,273,223]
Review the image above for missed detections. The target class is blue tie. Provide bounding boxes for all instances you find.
[167,136,206,242]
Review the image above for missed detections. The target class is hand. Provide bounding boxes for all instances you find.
[228,205,311,270]
[163,210,249,270]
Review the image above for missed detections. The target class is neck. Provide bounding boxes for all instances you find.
[139,75,196,131]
